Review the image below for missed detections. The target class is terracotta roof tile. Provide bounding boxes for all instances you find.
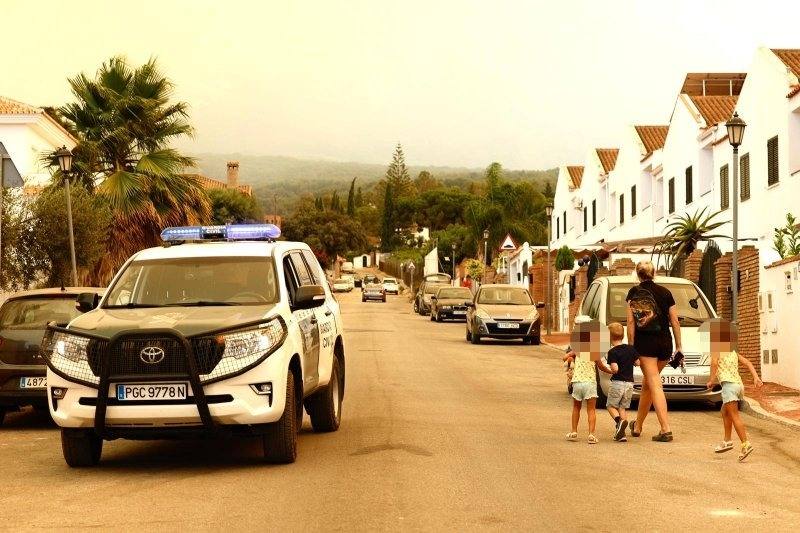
[566,166,584,189]
[596,148,619,174]
[634,125,669,156]
[789,85,800,98]
[689,95,738,127]
[0,95,42,115]
[772,49,800,78]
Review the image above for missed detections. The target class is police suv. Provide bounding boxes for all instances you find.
[41,224,345,467]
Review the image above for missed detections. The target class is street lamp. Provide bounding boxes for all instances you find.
[451,242,457,285]
[483,228,490,267]
[545,203,554,335]
[725,112,746,323]
[55,146,78,287]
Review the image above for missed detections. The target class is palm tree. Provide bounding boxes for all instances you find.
[57,56,210,281]
[656,207,728,274]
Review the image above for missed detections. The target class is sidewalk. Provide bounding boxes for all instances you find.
[542,332,569,351]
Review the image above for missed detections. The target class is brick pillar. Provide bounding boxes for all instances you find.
[737,247,761,378]
[484,266,497,284]
[715,254,732,321]
[569,266,589,324]
[529,256,558,332]
[684,249,704,284]
[611,258,636,276]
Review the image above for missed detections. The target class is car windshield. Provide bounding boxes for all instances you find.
[0,297,82,330]
[105,257,279,307]
[425,284,447,294]
[437,288,472,299]
[477,287,532,305]
[607,283,713,325]
[334,279,346,284]
[384,278,396,283]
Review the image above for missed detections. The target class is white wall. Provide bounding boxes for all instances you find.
[508,242,533,287]
[352,254,371,268]
[760,261,800,388]
[0,114,76,186]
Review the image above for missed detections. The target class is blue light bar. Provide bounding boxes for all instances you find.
[160,224,281,242]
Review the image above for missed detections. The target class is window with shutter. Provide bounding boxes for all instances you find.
[556,218,559,239]
[685,166,693,204]
[767,136,779,186]
[631,185,637,217]
[668,178,675,214]
[592,200,596,227]
[720,164,729,210]
[562,211,566,234]
[619,194,624,225]
[740,153,750,200]
[583,207,587,232]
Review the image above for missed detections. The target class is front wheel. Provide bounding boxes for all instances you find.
[61,429,102,468]
[305,357,343,433]
[262,370,299,463]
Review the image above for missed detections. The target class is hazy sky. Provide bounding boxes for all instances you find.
[3,0,799,169]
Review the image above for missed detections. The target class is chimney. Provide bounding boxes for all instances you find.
[226,161,240,188]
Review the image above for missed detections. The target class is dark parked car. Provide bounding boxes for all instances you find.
[430,286,474,322]
[0,287,104,425]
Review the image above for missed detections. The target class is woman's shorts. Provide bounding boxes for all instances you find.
[571,381,598,401]
[721,381,744,404]
[634,334,672,361]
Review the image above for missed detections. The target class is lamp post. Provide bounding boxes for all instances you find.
[408,261,415,299]
[55,146,78,287]
[451,243,457,285]
[725,112,746,323]
[482,228,489,266]
[545,203,554,335]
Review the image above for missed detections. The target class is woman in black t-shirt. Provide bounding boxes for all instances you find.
[625,261,682,442]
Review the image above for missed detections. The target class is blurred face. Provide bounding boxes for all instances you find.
[699,319,738,354]
[570,320,610,361]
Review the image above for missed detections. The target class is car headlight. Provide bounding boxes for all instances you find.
[41,330,99,386]
[475,308,491,320]
[698,352,710,366]
[441,305,452,310]
[525,308,540,321]
[200,318,287,382]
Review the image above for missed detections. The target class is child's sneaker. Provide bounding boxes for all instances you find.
[738,441,754,462]
[613,420,628,441]
[566,432,578,441]
[714,441,734,453]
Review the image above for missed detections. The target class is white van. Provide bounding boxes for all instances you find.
[574,275,721,405]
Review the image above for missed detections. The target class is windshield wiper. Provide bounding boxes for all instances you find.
[163,301,240,307]
[104,303,161,309]
[677,315,703,325]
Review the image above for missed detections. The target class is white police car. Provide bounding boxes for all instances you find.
[41,224,345,466]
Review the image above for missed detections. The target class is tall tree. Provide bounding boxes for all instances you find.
[58,56,210,282]
[208,189,261,224]
[379,182,396,251]
[543,181,554,199]
[346,177,356,216]
[485,162,503,202]
[385,143,413,198]
[414,170,440,193]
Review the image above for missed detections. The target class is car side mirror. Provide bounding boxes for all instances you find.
[431,296,437,301]
[574,314,592,324]
[294,285,326,310]
[76,292,100,313]
[465,302,475,308]
[536,302,545,309]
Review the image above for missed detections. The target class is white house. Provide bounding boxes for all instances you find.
[352,253,372,268]
[507,242,534,287]
[0,96,77,189]
[760,256,800,389]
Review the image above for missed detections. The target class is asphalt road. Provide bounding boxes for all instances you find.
[2,287,800,531]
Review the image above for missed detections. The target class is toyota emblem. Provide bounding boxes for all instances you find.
[139,346,165,364]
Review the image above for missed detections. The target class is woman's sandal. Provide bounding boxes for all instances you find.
[630,421,641,437]
[565,432,578,441]
[588,434,598,444]
[738,442,754,462]
[652,431,674,442]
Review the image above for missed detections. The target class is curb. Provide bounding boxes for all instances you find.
[741,395,800,431]
[542,340,568,353]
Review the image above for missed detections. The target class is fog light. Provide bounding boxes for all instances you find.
[51,387,67,399]
[250,382,272,395]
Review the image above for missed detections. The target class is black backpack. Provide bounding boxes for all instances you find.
[629,285,662,333]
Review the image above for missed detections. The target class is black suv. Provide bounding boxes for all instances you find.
[0,288,103,425]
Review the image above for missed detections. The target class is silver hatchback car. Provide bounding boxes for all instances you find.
[573,275,721,405]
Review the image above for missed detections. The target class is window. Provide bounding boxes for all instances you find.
[619,194,624,225]
[767,136,779,186]
[556,218,560,240]
[720,164,729,210]
[668,177,675,214]
[631,185,637,217]
[740,153,750,200]
[290,252,314,287]
[562,211,566,234]
[302,249,322,285]
[592,200,597,227]
[685,166,693,204]
[583,207,587,232]
[581,283,600,317]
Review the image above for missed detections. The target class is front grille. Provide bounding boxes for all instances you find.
[101,336,190,379]
[683,352,702,366]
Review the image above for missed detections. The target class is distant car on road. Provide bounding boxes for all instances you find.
[332,278,353,292]
[362,283,386,303]
[362,274,378,287]
[414,281,449,316]
[354,275,363,288]
[340,274,355,291]
[465,284,543,345]
[574,275,720,406]
[0,287,104,425]
[382,277,399,295]
[430,286,473,322]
